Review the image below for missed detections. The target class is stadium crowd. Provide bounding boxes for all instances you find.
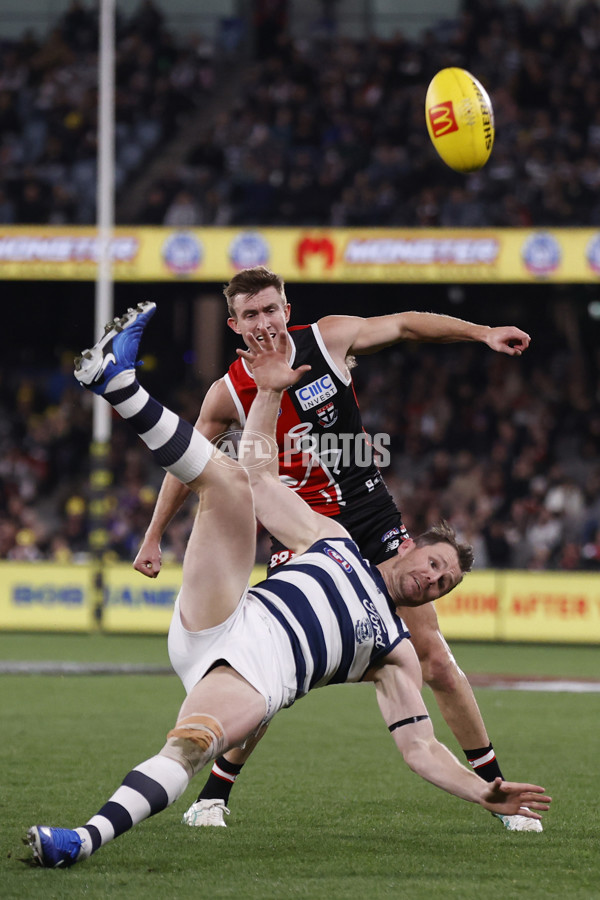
[1,0,600,571]
[0,0,216,224]
[2,290,600,572]
[141,0,600,228]
[1,1,600,226]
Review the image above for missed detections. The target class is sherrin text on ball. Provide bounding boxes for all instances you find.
[425,67,495,173]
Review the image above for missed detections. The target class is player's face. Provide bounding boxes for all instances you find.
[394,541,462,606]
[228,288,291,348]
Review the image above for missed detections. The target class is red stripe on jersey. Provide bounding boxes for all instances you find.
[350,378,371,441]
[227,354,343,515]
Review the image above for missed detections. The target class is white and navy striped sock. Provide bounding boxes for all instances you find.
[75,756,189,858]
[102,373,213,484]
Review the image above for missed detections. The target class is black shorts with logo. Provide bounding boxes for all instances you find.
[267,480,410,572]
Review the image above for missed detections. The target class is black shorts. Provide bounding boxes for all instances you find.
[267,481,410,572]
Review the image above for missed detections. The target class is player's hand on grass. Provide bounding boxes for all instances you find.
[133,536,162,578]
[485,325,531,356]
[479,776,551,819]
[237,329,311,393]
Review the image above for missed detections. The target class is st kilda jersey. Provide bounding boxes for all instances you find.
[223,323,384,516]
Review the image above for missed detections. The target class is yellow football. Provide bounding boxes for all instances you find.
[425,67,495,173]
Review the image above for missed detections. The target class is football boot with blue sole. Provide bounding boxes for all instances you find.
[74,301,156,394]
[27,825,83,867]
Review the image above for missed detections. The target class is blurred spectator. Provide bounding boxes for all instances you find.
[163,189,203,226]
[254,0,289,59]
[16,179,49,223]
[0,187,15,223]
[2,286,599,573]
[138,186,169,224]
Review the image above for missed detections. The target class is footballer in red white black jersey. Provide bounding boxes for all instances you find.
[223,322,409,569]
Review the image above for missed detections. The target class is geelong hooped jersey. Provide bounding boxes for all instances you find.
[224,323,383,515]
[247,537,409,704]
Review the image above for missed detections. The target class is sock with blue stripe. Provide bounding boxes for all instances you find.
[75,756,189,859]
[102,371,213,483]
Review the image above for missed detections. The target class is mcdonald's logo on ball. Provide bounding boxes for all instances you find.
[425,68,495,173]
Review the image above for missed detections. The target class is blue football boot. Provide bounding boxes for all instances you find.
[27,825,83,867]
[74,301,156,394]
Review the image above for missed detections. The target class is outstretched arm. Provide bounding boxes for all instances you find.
[237,331,349,553]
[133,379,238,577]
[317,312,531,361]
[369,643,551,820]
[133,473,194,577]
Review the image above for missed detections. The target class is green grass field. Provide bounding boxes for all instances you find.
[1,634,598,899]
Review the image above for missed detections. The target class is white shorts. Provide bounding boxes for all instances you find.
[167,591,297,724]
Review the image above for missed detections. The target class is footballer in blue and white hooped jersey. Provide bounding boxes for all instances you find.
[248,537,410,703]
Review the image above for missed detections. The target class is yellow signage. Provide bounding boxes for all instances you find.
[101,563,268,634]
[0,562,94,631]
[435,571,500,641]
[101,563,180,634]
[499,572,600,643]
[1,226,600,282]
[1,561,598,642]
[436,570,600,643]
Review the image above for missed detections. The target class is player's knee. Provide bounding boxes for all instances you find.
[218,460,251,489]
[226,463,254,507]
[159,713,226,779]
[198,456,251,501]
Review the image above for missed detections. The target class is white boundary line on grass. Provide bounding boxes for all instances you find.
[474,679,600,693]
[0,661,173,675]
[1,661,600,691]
